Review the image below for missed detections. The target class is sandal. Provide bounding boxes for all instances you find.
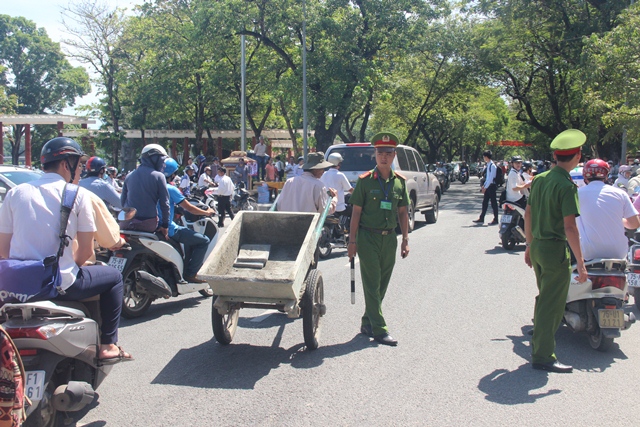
[98,346,134,365]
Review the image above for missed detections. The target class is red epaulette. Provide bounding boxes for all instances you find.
[359,171,372,179]
[395,171,407,180]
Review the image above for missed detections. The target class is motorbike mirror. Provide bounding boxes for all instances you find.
[427,164,435,173]
[117,210,126,221]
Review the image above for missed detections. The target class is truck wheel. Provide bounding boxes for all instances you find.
[302,269,324,350]
[211,297,239,345]
[121,262,152,319]
[425,197,439,224]
[407,198,416,232]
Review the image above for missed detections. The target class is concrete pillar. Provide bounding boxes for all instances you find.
[217,137,223,160]
[25,124,31,167]
[81,123,90,154]
[183,137,189,166]
[57,121,63,137]
[0,121,4,165]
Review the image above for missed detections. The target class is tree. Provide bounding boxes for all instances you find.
[62,0,128,167]
[0,15,89,164]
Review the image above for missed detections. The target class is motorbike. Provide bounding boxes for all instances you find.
[459,169,469,184]
[435,170,450,192]
[626,234,640,310]
[1,299,113,426]
[318,207,351,259]
[563,259,635,351]
[101,206,220,318]
[499,202,526,250]
[231,182,258,213]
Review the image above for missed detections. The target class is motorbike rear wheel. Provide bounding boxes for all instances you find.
[588,326,614,352]
[24,380,57,427]
[501,232,516,250]
[211,297,240,345]
[318,225,332,259]
[241,198,258,212]
[121,261,153,319]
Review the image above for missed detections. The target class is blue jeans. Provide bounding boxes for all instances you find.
[257,156,267,180]
[56,265,124,345]
[171,228,210,278]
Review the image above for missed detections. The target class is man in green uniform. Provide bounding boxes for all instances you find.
[524,129,588,373]
[348,132,410,346]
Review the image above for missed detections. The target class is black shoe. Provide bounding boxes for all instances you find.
[373,333,398,346]
[218,223,224,228]
[472,219,484,223]
[489,219,499,225]
[532,361,573,373]
[527,329,534,336]
[360,325,373,337]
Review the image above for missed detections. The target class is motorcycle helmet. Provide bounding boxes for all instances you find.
[619,165,632,175]
[328,153,344,166]
[106,166,117,175]
[511,155,523,163]
[85,156,106,174]
[522,161,533,171]
[196,154,206,164]
[583,159,610,180]
[140,143,168,158]
[164,158,179,178]
[40,137,85,165]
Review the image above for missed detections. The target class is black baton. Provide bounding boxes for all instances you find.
[350,257,355,304]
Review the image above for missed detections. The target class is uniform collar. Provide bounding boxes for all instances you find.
[372,167,395,180]
[42,173,66,182]
[551,166,572,180]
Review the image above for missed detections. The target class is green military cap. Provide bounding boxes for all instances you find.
[550,129,586,155]
[371,132,400,151]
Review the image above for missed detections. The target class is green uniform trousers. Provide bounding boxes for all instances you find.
[357,229,397,336]
[530,239,571,364]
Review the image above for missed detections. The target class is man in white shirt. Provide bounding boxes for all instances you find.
[277,152,337,214]
[578,159,640,260]
[474,150,499,224]
[215,167,235,227]
[0,137,132,363]
[505,156,528,207]
[198,166,214,188]
[180,165,196,196]
[255,136,268,181]
[293,156,305,177]
[320,152,353,214]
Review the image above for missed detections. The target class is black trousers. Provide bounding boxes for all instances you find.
[216,195,234,226]
[480,184,499,221]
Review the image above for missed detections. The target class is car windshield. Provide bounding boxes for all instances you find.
[0,170,43,185]
[329,146,376,172]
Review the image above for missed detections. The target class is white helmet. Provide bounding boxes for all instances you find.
[328,152,344,166]
[140,143,168,158]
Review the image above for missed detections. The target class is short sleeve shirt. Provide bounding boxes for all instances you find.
[350,168,409,230]
[528,167,580,240]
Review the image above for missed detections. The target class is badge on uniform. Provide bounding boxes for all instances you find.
[380,200,392,210]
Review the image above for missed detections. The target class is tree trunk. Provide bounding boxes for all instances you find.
[279,97,300,157]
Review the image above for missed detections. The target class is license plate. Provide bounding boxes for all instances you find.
[628,273,640,288]
[501,215,512,223]
[108,256,127,272]
[25,370,46,401]
[598,309,624,329]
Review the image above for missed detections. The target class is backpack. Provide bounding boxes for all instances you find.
[494,164,505,186]
[0,326,27,426]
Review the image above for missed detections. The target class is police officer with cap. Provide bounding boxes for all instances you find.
[524,129,588,373]
[348,132,409,346]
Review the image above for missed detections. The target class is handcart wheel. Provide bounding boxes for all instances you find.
[211,296,239,345]
[302,269,325,350]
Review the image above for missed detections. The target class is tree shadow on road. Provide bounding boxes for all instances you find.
[120,296,204,327]
[151,325,372,390]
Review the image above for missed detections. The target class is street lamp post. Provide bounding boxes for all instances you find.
[241,34,247,152]
[302,0,308,158]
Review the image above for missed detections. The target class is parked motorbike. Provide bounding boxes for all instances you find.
[459,169,469,184]
[231,182,258,213]
[563,259,635,351]
[102,208,220,318]
[1,300,113,426]
[499,202,526,250]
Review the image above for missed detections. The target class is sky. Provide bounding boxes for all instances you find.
[2,0,145,120]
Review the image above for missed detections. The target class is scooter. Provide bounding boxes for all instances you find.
[318,212,350,259]
[563,259,635,351]
[231,182,258,213]
[1,299,112,426]
[499,202,526,250]
[104,208,220,318]
[459,169,469,184]
[625,235,640,310]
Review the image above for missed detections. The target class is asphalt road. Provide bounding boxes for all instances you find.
[75,176,640,427]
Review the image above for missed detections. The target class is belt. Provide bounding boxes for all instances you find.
[360,226,395,235]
